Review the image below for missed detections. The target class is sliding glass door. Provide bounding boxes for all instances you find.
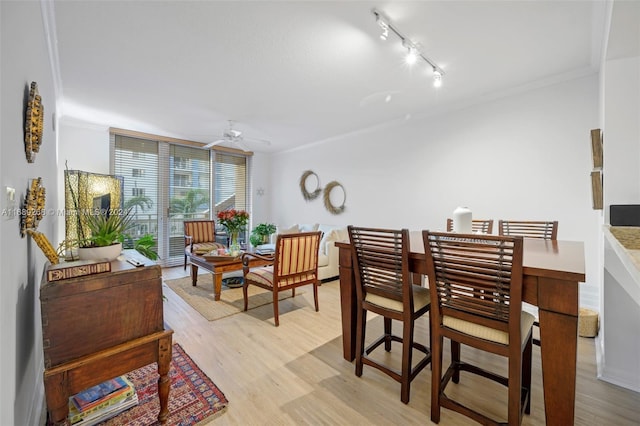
[214,152,249,246]
[112,132,250,267]
[166,145,211,265]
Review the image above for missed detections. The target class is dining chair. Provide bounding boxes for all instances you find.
[423,231,534,425]
[499,219,558,345]
[348,226,431,404]
[241,231,321,326]
[183,220,226,270]
[446,218,494,234]
[498,220,558,240]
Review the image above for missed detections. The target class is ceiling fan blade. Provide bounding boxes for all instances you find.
[202,139,226,149]
[234,139,251,152]
[243,137,271,146]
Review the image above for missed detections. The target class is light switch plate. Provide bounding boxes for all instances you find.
[3,186,17,221]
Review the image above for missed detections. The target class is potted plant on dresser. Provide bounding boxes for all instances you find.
[77,209,134,261]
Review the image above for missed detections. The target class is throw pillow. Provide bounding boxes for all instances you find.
[279,224,300,235]
[320,229,339,253]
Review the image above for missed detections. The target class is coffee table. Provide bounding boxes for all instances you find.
[188,251,273,301]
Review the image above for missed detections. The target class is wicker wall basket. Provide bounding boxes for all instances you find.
[578,308,599,337]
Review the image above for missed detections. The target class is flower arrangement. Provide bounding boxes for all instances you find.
[217,209,250,235]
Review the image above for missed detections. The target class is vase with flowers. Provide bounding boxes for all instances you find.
[217,209,249,256]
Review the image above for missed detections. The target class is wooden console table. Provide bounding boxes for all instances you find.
[40,251,173,425]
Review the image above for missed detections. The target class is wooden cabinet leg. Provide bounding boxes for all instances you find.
[44,372,70,426]
[157,335,173,424]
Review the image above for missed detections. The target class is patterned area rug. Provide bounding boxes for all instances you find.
[165,274,298,321]
[103,343,228,425]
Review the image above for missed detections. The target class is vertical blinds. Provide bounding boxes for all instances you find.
[214,152,247,213]
[214,152,248,242]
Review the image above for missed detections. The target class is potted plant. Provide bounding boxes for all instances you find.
[76,209,135,261]
[250,223,277,247]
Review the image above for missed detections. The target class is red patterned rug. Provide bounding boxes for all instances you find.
[101,343,228,425]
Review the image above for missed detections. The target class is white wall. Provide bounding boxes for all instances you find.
[270,75,601,309]
[1,2,59,424]
[603,56,640,213]
[56,121,110,241]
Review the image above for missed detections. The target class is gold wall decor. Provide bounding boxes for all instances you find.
[323,181,346,215]
[27,230,60,264]
[20,177,46,237]
[24,81,44,163]
[299,170,321,201]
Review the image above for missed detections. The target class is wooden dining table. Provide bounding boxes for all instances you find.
[337,233,586,425]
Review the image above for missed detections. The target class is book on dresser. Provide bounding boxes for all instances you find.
[68,375,136,424]
[46,259,111,282]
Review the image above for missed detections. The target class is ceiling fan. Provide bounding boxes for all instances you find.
[202,120,271,151]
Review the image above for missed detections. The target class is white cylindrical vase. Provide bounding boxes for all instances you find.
[453,206,472,233]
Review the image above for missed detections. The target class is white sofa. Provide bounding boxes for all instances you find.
[258,223,347,281]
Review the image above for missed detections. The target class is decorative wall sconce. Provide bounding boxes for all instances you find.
[24,81,44,163]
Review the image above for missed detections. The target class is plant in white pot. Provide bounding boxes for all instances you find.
[77,209,134,261]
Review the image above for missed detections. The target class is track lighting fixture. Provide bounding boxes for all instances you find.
[372,9,445,88]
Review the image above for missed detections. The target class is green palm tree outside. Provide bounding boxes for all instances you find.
[170,188,210,217]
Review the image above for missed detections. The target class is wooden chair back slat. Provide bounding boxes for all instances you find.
[184,220,216,244]
[498,220,558,240]
[275,232,321,283]
[424,231,523,329]
[348,227,409,304]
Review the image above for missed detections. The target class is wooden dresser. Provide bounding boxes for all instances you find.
[40,251,173,425]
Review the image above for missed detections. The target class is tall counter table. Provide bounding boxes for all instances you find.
[40,251,173,425]
[337,234,586,425]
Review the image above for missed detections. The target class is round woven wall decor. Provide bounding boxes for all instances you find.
[323,181,346,215]
[299,170,321,201]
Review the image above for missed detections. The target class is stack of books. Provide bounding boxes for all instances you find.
[68,375,138,425]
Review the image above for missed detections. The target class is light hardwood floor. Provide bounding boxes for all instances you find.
[162,267,640,425]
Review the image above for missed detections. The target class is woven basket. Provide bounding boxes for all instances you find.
[578,308,599,337]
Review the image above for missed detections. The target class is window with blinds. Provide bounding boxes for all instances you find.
[113,135,159,241]
[111,130,251,266]
[214,152,249,244]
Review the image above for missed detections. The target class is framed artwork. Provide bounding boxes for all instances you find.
[591,128,603,169]
[591,170,603,210]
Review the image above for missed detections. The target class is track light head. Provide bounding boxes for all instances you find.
[433,69,443,88]
[377,15,389,41]
[405,45,418,65]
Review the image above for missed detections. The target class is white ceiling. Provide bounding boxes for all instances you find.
[51,0,610,153]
